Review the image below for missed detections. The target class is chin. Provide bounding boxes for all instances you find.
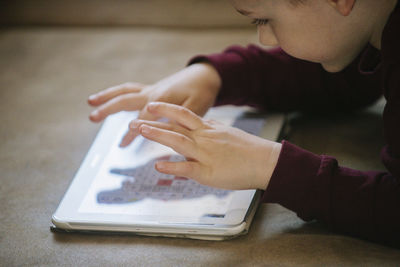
[321,62,347,73]
[280,45,348,73]
[281,45,325,65]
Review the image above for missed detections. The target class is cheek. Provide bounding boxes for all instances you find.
[273,24,336,64]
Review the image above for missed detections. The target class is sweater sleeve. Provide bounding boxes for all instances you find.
[188,41,400,245]
[263,140,400,246]
[188,45,382,112]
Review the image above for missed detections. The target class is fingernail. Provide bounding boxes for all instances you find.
[91,110,99,118]
[88,94,97,101]
[155,162,166,171]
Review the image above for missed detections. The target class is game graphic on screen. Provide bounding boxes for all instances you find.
[97,154,231,204]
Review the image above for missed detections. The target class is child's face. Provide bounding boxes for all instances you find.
[231,0,372,72]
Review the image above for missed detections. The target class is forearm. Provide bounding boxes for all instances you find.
[189,45,382,112]
[263,141,400,246]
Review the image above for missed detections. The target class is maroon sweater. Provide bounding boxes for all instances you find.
[189,4,400,246]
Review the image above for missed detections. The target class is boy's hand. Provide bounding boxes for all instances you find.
[130,102,282,190]
[87,63,221,147]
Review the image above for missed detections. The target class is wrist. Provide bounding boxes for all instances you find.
[191,62,222,97]
[258,141,282,190]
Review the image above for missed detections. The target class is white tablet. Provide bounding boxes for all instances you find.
[51,106,284,240]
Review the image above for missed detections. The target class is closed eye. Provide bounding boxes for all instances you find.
[251,19,269,26]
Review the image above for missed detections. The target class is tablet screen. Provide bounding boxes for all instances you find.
[78,134,236,219]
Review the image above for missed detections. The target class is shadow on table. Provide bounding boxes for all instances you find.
[51,205,400,265]
[284,108,386,171]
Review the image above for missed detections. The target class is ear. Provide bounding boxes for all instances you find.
[327,0,356,16]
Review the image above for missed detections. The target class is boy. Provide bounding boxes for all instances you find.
[88,0,400,246]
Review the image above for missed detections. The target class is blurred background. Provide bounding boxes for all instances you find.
[0,0,251,27]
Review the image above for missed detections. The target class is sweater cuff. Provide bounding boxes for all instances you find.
[261,140,323,221]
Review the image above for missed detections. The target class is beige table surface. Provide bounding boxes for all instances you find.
[1,27,399,266]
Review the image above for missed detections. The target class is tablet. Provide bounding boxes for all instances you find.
[51,106,284,240]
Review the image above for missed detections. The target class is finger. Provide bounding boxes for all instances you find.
[88,82,144,106]
[122,112,189,147]
[119,129,138,148]
[146,102,204,130]
[137,104,158,122]
[89,93,147,122]
[119,102,162,145]
[118,106,160,145]
[155,161,202,181]
[139,124,197,159]
[129,119,189,136]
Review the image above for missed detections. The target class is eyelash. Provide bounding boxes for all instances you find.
[251,19,269,26]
